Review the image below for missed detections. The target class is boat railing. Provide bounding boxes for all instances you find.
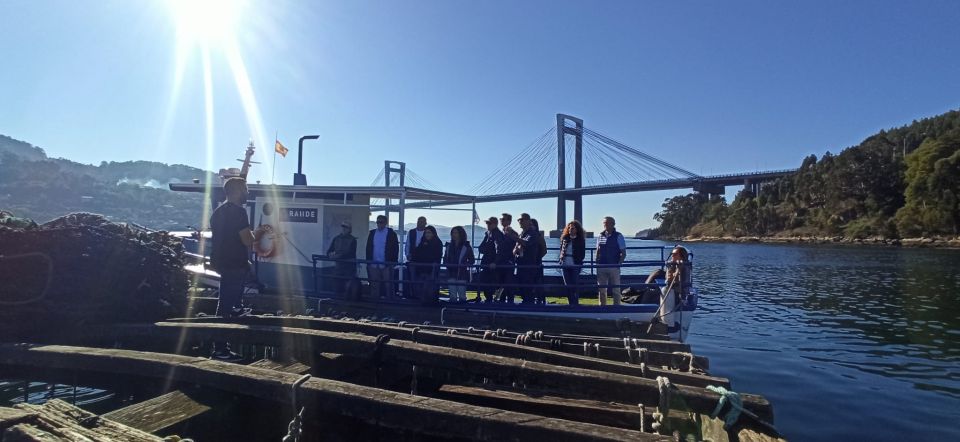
[309,253,680,301]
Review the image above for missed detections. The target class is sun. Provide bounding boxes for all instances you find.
[168,0,246,45]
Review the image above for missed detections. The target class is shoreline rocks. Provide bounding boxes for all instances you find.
[676,235,960,249]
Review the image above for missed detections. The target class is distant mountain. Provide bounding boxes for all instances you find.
[0,134,212,230]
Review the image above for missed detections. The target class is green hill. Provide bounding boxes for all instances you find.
[0,134,214,230]
[654,109,960,239]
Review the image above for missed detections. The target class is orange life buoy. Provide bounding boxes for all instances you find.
[253,224,280,258]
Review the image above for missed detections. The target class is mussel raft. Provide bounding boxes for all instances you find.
[0,214,786,441]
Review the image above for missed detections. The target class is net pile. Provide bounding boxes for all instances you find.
[0,212,189,338]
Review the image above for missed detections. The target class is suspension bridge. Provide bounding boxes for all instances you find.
[372,114,795,233]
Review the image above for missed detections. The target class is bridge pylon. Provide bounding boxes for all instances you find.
[555,114,584,235]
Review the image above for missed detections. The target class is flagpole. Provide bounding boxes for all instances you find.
[272,131,278,185]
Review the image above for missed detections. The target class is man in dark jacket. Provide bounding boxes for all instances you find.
[515,213,542,304]
[496,213,518,303]
[366,215,399,298]
[477,217,504,303]
[404,216,428,294]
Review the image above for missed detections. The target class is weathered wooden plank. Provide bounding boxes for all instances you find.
[381,339,772,422]
[248,359,311,375]
[2,423,62,441]
[438,384,644,430]
[0,408,38,430]
[102,390,211,434]
[75,323,763,420]
[0,344,670,441]
[14,399,162,442]
[167,316,713,381]
[114,321,724,388]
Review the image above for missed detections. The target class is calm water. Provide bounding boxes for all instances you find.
[638,240,960,442]
[4,239,957,441]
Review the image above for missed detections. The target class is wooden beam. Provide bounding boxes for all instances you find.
[77,323,764,420]
[437,384,644,430]
[0,344,670,442]
[0,408,37,431]
[170,316,710,379]
[13,399,161,441]
[248,359,311,375]
[102,390,211,434]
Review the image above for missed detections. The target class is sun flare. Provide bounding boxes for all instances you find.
[168,0,246,45]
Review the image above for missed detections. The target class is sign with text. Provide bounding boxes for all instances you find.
[280,207,318,223]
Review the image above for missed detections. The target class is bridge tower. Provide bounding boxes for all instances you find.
[383,160,406,219]
[556,114,584,233]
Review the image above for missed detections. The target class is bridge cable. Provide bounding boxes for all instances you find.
[582,127,700,179]
[467,127,556,195]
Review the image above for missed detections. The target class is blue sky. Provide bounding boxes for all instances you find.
[1,0,958,233]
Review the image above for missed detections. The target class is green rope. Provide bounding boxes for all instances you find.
[706,385,743,430]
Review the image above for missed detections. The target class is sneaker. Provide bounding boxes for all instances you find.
[211,349,243,362]
[229,307,253,318]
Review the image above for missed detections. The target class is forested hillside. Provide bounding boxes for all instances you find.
[654,110,960,239]
[0,135,212,230]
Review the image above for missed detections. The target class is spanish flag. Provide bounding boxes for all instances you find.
[275,139,289,157]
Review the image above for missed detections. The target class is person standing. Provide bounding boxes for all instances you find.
[531,218,548,304]
[411,225,443,305]
[596,216,626,305]
[209,177,261,360]
[443,226,475,303]
[656,246,693,332]
[557,220,586,305]
[210,177,257,318]
[514,213,541,304]
[405,216,428,293]
[326,221,357,294]
[498,213,518,303]
[366,215,399,298]
[477,217,504,303]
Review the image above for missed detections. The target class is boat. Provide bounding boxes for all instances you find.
[170,140,699,341]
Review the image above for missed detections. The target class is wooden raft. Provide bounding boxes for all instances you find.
[70,322,764,419]
[0,344,672,442]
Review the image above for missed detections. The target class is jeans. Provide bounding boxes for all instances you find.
[217,267,248,317]
[448,278,468,302]
[561,265,581,305]
[596,267,622,305]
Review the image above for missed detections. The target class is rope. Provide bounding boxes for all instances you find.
[371,334,391,386]
[674,351,701,373]
[706,385,743,430]
[651,376,672,434]
[411,365,419,395]
[410,327,420,343]
[281,374,311,442]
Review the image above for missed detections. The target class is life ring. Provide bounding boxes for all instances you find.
[253,224,280,258]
